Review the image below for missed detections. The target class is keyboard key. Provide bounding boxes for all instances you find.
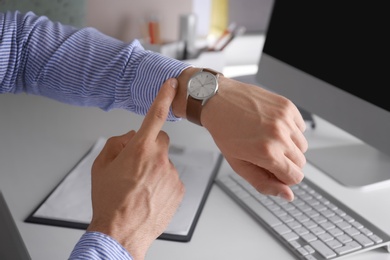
[335,241,362,255]
[283,232,299,242]
[360,228,373,236]
[353,234,374,247]
[328,227,343,237]
[329,215,343,224]
[241,196,282,227]
[303,220,318,229]
[287,221,302,229]
[336,221,352,230]
[279,214,294,223]
[297,246,309,256]
[343,215,355,223]
[320,222,336,231]
[313,204,327,212]
[290,240,302,249]
[302,233,318,243]
[295,227,310,236]
[369,234,383,244]
[326,239,343,249]
[318,233,333,242]
[344,227,360,236]
[321,210,335,218]
[310,240,337,259]
[296,214,310,223]
[274,224,291,235]
[334,209,346,216]
[337,234,352,244]
[304,245,315,254]
[311,226,326,236]
[273,209,288,217]
[351,221,363,229]
[327,203,338,210]
[306,210,320,218]
[312,215,327,224]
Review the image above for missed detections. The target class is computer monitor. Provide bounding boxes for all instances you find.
[256,1,390,190]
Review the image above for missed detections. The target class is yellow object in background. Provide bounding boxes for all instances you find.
[209,0,229,38]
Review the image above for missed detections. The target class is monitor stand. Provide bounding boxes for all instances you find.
[306,143,390,191]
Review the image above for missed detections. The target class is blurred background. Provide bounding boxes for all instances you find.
[0,0,273,43]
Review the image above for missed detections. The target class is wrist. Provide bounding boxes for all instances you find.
[174,67,225,127]
[200,75,228,129]
[172,67,202,118]
[87,221,149,260]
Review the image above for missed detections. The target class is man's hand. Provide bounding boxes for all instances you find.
[174,68,308,202]
[202,77,308,202]
[87,78,185,260]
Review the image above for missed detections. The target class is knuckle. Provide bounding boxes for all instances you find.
[286,166,304,185]
[158,130,170,143]
[151,106,168,121]
[257,140,278,163]
[254,180,274,196]
[298,153,307,168]
[156,153,168,166]
[278,96,294,110]
[106,135,119,145]
[133,140,150,156]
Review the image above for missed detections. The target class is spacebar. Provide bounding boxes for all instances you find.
[241,196,282,227]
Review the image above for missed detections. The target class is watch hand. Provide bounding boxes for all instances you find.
[195,78,203,86]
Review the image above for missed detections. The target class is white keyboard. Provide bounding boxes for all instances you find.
[215,174,390,260]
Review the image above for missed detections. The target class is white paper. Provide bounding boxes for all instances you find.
[32,137,221,237]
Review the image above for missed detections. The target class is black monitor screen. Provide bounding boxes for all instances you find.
[263,1,389,112]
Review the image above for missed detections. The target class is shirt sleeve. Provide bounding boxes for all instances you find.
[69,231,133,260]
[0,11,191,121]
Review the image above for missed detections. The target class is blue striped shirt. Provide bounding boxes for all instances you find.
[0,11,191,121]
[1,11,192,259]
[69,232,133,260]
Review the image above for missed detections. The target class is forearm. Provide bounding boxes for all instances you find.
[0,11,190,120]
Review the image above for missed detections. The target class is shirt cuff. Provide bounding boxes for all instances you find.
[69,231,133,260]
[117,40,192,121]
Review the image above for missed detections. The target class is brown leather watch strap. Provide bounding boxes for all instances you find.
[186,68,223,126]
[202,68,221,75]
[186,96,203,126]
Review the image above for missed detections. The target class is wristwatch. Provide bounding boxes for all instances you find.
[186,68,223,126]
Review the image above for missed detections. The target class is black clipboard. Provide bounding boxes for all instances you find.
[25,138,223,242]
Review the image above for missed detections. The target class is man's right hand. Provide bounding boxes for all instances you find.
[87,78,185,260]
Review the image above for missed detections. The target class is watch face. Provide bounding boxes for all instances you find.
[188,71,218,100]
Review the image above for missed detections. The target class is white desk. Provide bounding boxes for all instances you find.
[1,34,390,259]
[1,88,390,260]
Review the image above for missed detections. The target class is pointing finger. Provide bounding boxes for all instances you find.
[137,78,178,139]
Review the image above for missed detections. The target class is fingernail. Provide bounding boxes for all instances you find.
[170,79,178,89]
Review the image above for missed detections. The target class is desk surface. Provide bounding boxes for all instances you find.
[0,34,389,259]
[1,91,390,260]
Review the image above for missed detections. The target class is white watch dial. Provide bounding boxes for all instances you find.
[188,71,218,99]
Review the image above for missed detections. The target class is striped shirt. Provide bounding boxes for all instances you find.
[0,11,190,121]
[1,11,192,259]
[69,232,133,260]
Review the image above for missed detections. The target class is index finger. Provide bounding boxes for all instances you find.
[137,78,178,139]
